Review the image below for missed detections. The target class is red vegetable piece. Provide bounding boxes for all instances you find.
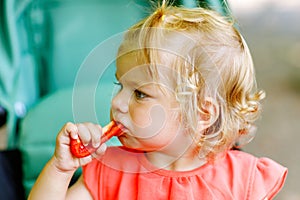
[70,121,123,158]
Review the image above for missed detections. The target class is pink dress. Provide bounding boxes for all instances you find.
[83,147,287,199]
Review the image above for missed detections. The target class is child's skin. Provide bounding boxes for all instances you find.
[28,50,210,199]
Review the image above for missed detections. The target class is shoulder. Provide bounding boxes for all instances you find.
[224,150,287,182]
[220,150,288,199]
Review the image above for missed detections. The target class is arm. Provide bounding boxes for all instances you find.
[28,157,85,200]
[28,122,105,200]
[67,175,93,199]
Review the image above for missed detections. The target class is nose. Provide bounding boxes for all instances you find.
[111,89,129,114]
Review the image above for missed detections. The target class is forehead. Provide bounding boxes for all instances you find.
[116,51,176,91]
[116,51,147,80]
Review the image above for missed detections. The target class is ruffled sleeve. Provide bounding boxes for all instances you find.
[247,157,287,199]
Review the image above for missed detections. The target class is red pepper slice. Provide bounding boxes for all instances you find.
[70,121,123,158]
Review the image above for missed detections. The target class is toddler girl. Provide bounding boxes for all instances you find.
[29,3,287,200]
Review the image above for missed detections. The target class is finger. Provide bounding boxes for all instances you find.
[76,123,91,146]
[64,122,78,139]
[78,155,93,166]
[85,123,102,148]
[94,143,107,158]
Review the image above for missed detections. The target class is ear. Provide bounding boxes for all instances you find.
[197,97,219,132]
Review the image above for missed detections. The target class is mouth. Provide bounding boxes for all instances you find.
[113,120,128,134]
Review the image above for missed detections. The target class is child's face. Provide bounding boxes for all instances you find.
[111,52,194,154]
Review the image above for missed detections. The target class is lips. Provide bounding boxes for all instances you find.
[113,120,128,133]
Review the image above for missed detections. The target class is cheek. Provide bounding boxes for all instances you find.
[137,113,183,150]
[129,104,167,137]
[129,103,168,139]
[129,103,183,147]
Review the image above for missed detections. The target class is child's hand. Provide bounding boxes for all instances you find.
[52,122,107,173]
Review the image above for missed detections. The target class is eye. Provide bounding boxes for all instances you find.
[134,89,148,100]
[113,80,123,96]
[113,80,122,90]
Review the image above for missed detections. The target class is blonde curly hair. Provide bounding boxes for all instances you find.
[117,2,265,159]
